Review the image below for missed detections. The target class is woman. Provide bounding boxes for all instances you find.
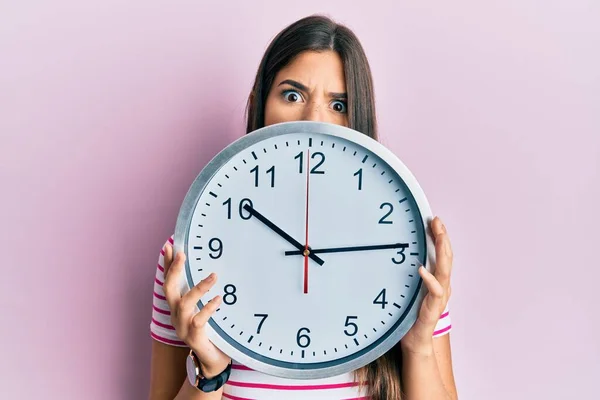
[149,15,457,400]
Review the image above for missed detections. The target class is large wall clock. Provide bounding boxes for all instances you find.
[173,120,437,379]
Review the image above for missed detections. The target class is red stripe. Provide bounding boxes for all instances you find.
[226,380,359,390]
[433,324,452,336]
[150,331,186,346]
[440,311,449,319]
[152,317,175,330]
[153,291,166,300]
[155,277,164,286]
[157,263,164,272]
[222,393,255,400]
[153,305,171,315]
[160,249,165,256]
[168,237,174,244]
[231,364,253,371]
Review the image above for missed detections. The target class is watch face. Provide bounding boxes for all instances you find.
[175,121,433,379]
[186,354,198,386]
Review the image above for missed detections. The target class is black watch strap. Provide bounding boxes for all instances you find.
[192,352,233,393]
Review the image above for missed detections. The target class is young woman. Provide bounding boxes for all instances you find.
[149,15,457,400]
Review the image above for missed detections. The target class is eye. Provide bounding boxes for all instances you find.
[282,90,303,103]
[331,100,347,114]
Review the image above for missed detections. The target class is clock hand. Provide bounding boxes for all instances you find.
[242,204,325,266]
[303,149,310,294]
[284,242,409,256]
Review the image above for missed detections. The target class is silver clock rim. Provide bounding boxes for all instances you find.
[173,120,436,379]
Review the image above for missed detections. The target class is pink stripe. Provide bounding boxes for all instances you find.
[226,380,359,391]
[161,249,165,256]
[155,277,164,286]
[153,291,166,300]
[152,317,175,330]
[157,263,164,272]
[168,237,174,244]
[433,324,452,336]
[440,311,449,319]
[231,364,254,371]
[150,331,186,346]
[153,305,171,315]
[222,393,255,400]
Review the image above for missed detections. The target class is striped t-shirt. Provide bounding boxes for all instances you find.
[150,236,452,400]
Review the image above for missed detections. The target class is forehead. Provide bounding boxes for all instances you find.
[275,50,346,91]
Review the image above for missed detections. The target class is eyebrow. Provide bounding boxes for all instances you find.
[278,79,347,99]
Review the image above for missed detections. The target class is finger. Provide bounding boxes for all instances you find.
[431,217,453,290]
[163,250,186,312]
[179,273,219,323]
[190,294,223,334]
[163,243,174,276]
[418,266,445,324]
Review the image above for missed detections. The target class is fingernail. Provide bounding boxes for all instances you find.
[205,273,215,282]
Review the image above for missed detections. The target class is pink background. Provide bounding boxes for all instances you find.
[1,1,598,399]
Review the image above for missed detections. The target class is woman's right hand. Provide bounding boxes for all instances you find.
[162,243,232,378]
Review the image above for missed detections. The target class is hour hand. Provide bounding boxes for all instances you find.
[242,204,324,266]
[284,242,408,256]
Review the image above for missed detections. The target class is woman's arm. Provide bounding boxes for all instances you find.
[401,333,457,400]
[399,217,458,399]
[148,340,224,400]
[148,238,229,400]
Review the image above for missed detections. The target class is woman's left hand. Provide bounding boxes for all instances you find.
[401,216,453,355]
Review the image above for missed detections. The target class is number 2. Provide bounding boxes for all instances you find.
[379,202,393,224]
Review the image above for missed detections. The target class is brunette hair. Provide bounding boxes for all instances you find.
[244,15,404,400]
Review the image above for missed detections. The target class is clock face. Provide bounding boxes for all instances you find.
[174,121,433,379]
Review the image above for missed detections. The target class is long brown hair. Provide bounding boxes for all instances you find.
[244,14,403,400]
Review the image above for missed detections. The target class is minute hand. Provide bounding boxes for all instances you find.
[284,242,408,256]
[242,204,325,265]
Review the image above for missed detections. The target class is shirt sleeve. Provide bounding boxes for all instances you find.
[432,304,452,337]
[149,235,188,347]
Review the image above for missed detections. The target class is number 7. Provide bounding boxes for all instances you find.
[254,314,268,334]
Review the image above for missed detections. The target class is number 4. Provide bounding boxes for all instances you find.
[373,289,388,309]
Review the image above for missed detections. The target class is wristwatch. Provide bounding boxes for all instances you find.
[186,350,232,392]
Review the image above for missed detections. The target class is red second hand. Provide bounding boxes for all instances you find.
[303,149,310,294]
